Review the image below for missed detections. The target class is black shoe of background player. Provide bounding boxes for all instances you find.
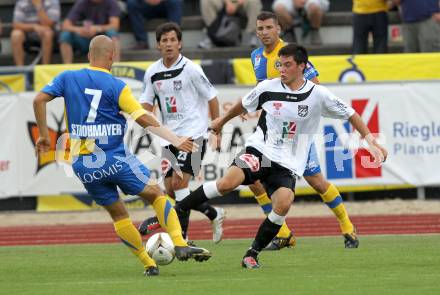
[263,233,296,251]
[138,216,161,236]
[343,227,359,248]
[175,245,212,262]
[144,266,159,276]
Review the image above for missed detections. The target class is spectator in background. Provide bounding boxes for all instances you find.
[126,0,182,50]
[59,0,121,64]
[352,0,389,54]
[11,0,60,66]
[393,0,440,52]
[198,0,262,49]
[272,0,328,45]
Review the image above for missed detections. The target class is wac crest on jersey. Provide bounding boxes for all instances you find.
[298,105,309,117]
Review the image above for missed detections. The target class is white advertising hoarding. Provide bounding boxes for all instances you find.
[0,81,439,197]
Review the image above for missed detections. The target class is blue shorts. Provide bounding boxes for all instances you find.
[72,151,150,206]
[59,30,119,53]
[303,142,322,177]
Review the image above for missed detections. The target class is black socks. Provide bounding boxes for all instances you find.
[251,217,282,252]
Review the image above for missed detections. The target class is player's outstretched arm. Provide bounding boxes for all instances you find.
[147,126,197,153]
[135,111,160,128]
[349,113,388,165]
[33,92,55,155]
[119,86,197,153]
[210,99,245,134]
[135,113,197,153]
[141,102,154,112]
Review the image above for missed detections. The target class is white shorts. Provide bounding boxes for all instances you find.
[272,0,330,15]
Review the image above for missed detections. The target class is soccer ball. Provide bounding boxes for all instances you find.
[145,233,175,265]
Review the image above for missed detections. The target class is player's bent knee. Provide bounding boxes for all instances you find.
[272,189,294,215]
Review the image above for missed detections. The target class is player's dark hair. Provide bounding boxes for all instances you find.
[278,43,308,69]
[257,11,279,24]
[156,22,182,42]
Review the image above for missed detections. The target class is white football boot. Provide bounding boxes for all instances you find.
[211,207,225,244]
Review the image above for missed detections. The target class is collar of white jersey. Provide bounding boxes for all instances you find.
[281,78,308,92]
[161,54,184,69]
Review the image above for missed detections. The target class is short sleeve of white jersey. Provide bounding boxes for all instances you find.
[320,86,355,119]
[241,80,267,113]
[139,68,156,104]
[189,63,218,101]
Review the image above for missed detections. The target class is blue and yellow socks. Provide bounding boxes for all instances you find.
[152,195,187,247]
[320,183,354,234]
[114,218,156,269]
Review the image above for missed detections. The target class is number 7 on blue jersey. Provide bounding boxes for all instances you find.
[85,88,103,123]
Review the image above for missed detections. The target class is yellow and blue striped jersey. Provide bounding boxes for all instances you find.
[41,66,146,154]
[251,39,319,82]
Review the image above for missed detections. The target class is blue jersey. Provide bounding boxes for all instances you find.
[251,39,319,82]
[42,67,145,155]
[41,66,149,205]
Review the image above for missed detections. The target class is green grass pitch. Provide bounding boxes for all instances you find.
[1,235,439,295]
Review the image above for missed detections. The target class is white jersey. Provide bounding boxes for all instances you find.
[242,78,355,176]
[139,55,218,146]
